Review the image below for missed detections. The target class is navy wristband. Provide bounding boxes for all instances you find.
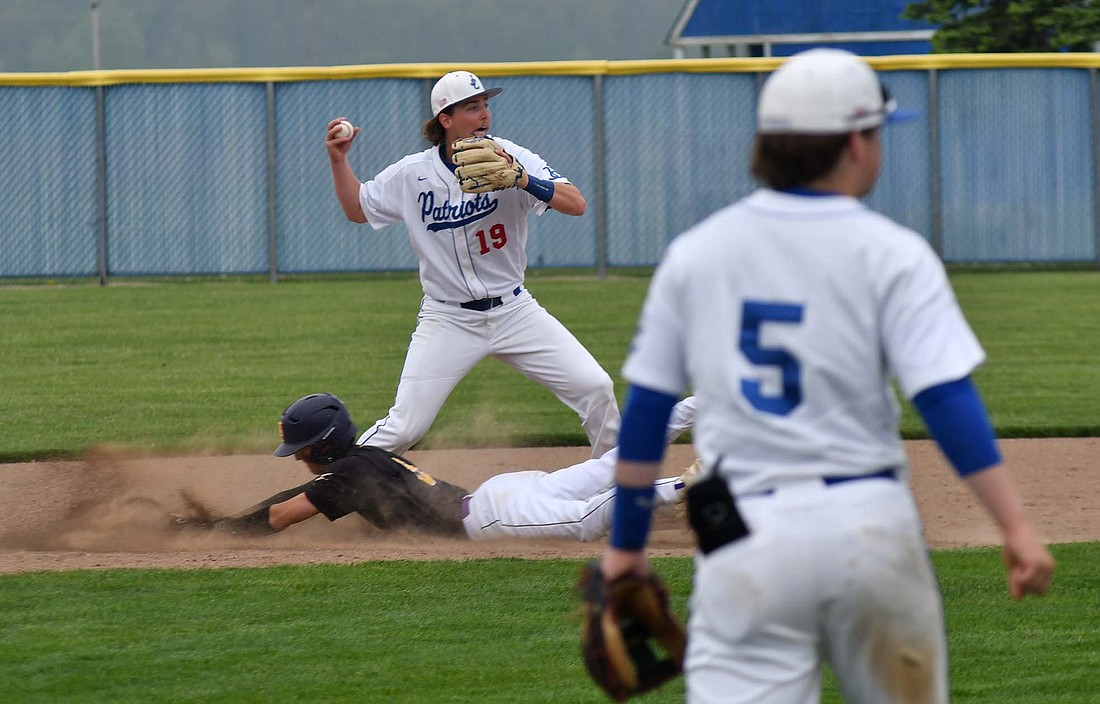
[609,484,656,550]
[522,175,555,203]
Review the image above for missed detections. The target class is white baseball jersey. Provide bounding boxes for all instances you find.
[359,137,567,303]
[353,137,619,458]
[625,188,985,493]
[625,188,983,701]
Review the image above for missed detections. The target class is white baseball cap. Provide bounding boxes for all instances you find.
[757,48,918,135]
[430,71,503,117]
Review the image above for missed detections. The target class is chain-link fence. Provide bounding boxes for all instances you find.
[1,58,1098,281]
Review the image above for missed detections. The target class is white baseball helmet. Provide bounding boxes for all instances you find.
[430,71,502,117]
[757,48,918,135]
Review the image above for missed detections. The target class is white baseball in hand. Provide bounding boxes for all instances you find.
[333,120,354,141]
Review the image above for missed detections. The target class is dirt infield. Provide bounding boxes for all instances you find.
[1,438,1096,574]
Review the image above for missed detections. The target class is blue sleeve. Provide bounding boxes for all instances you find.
[618,385,679,462]
[610,384,676,551]
[912,376,1001,476]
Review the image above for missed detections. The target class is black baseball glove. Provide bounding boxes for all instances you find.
[167,490,275,535]
[168,490,216,530]
[577,560,686,701]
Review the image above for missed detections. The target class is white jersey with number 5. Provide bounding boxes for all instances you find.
[623,189,985,494]
[358,136,566,303]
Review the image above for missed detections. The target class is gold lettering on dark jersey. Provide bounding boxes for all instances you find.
[390,456,438,486]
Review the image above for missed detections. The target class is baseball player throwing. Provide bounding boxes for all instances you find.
[172,393,698,541]
[599,49,1054,702]
[326,70,619,458]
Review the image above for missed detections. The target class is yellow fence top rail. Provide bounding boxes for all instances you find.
[2,54,1099,87]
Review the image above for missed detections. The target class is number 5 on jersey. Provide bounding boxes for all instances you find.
[739,300,804,416]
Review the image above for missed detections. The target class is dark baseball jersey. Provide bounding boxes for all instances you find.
[303,446,469,536]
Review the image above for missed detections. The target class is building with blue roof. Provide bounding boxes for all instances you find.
[667,0,937,57]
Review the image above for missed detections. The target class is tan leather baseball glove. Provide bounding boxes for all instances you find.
[451,137,525,192]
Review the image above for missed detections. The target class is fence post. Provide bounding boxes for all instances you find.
[266,81,278,284]
[593,74,607,278]
[95,85,108,285]
[928,68,943,259]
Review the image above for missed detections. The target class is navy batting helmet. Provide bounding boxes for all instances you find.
[274,393,358,465]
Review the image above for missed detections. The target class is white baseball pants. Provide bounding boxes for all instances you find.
[686,477,949,704]
[462,453,681,541]
[358,290,619,457]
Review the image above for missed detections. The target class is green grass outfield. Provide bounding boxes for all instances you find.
[0,270,1097,462]
[1,271,1096,701]
[1,546,1097,703]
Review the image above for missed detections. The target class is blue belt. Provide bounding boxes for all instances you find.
[457,286,522,311]
[746,468,897,498]
[823,467,896,486]
[461,495,472,519]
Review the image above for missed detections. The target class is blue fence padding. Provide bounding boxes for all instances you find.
[865,71,934,242]
[275,78,422,273]
[104,83,270,275]
[938,69,1095,262]
[0,86,99,277]
[604,72,759,265]
[0,65,1097,279]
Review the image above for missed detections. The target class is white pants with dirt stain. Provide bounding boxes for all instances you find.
[686,476,949,704]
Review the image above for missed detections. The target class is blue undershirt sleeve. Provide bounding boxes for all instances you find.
[610,385,678,550]
[912,376,1001,477]
[617,385,679,462]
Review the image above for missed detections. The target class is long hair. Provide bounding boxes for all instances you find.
[421,105,456,145]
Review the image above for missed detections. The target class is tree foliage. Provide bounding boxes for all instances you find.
[903,0,1100,52]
